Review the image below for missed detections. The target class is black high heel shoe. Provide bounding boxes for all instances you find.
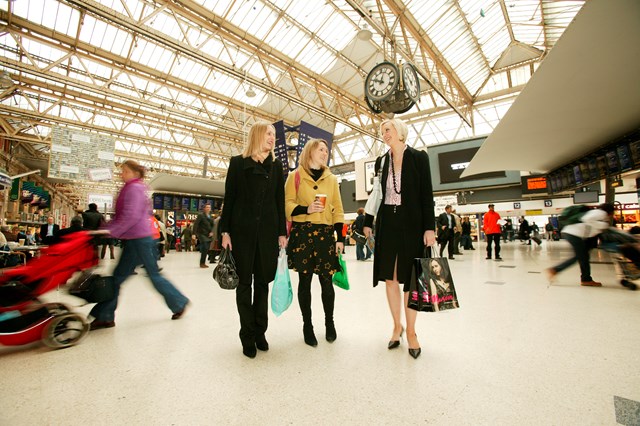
[387,326,404,350]
[408,333,421,359]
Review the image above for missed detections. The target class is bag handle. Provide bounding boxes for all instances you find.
[423,244,439,258]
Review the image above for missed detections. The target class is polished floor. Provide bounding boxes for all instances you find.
[1,238,639,425]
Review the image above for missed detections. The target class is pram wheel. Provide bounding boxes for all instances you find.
[620,279,638,291]
[42,313,90,349]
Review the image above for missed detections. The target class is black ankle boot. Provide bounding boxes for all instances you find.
[303,325,318,347]
[325,321,336,343]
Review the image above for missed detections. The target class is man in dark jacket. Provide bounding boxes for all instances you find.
[193,203,214,268]
[437,205,455,260]
[82,203,104,231]
[40,215,60,245]
[352,208,371,261]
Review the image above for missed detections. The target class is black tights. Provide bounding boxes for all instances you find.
[297,272,335,326]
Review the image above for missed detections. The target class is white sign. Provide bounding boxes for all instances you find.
[88,194,114,210]
[98,150,115,161]
[51,144,72,154]
[72,133,91,143]
[60,165,80,173]
[88,168,113,181]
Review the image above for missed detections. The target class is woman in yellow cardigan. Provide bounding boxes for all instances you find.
[285,138,345,347]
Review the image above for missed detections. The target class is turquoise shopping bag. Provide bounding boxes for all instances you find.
[271,248,293,316]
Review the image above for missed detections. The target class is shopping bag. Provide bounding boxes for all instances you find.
[408,247,459,312]
[271,248,292,316]
[68,272,115,303]
[212,248,239,290]
[364,156,386,216]
[332,253,349,290]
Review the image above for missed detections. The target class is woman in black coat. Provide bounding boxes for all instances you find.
[220,121,287,359]
[363,118,436,360]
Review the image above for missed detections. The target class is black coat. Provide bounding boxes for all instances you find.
[437,212,453,242]
[193,212,214,243]
[364,146,435,287]
[82,210,104,231]
[220,155,286,284]
[40,223,60,245]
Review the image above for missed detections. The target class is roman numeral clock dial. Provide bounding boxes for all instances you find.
[365,62,399,102]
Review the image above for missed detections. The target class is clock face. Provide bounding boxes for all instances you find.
[402,63,420,103]
[365,62,399,102]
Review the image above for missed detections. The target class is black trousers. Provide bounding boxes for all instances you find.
[439,229,455,258]
[236,248,268,348]
[298,272,335,327]
[486,233,501,258]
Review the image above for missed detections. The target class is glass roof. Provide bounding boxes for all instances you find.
[0,0,586,189]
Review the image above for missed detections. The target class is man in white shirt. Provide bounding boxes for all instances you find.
[39,216,60,245]
[547,203,614,286]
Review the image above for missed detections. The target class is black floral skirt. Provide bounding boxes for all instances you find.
[287,222,340,276]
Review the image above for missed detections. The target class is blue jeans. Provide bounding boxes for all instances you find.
[90,236,189,322]
[355,242,371,260]
[199,238,210,265]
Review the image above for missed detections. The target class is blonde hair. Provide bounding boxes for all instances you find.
[242,121,276,160]
[298,138,329,175]
[379,118,409,142]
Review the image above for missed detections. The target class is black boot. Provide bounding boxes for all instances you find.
[326,320,337,343]
[303,324,318,347]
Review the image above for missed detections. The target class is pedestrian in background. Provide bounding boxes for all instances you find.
[483,203,502,260]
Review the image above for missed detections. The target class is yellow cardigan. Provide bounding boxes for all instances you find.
[285,167,345,225]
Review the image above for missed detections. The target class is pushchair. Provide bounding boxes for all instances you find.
[600,229,639,291]
[0,231,99,348]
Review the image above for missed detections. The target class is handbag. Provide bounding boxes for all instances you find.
[271,248,293,316]
[364,155,386,216]
[212,247,239,290]
[68,272,115,303]
[332,253,349,290]
[408,247,459,312]
[351,229,367,245]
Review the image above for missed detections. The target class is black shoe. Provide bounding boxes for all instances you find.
[495,257,503,261]
[486,256,491,260]
[388,340,400,349]
[90,320,115,330]
[326,322,337,343]
[171,301,189,320]
[448,256,455,260]
[470,248,475,250]
[242,345,257,358]
[409,348,422,359]
[256,335,269,351]
[303,325,318,347]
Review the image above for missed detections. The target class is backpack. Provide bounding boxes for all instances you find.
[558,205,591,230]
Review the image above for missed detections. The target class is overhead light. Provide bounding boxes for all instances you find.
[245,86,256,98]
[357,24,372,41]
[0,70,13,89]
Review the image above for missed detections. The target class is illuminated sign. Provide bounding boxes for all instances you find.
[521,175,548,195]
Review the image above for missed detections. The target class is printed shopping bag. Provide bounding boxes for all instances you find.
[271,249,293,316]
[408,247,459,312]
[332,253,349,290]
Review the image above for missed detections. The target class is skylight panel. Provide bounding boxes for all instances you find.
[148,11,183,41]
[109,29,133,57]
[233,2,277,40]
[295,44,336,74]
[197,38,225,61]
[52,3,80,37]
[81,58,112,82]
[315,14,357,52]
[265,21,310,60]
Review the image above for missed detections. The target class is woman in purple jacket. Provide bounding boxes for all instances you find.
[89,160,189,330]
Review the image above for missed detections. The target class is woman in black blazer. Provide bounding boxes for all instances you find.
[220,121,288,359]
[363,118,436,359]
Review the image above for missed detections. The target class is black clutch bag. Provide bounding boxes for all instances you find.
[213,248,239,290]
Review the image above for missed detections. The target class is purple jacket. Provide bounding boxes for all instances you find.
[107,178,153,240]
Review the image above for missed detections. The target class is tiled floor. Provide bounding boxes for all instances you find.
[1,239,639,425]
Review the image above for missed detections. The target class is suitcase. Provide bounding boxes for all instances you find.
[531,236,542,245]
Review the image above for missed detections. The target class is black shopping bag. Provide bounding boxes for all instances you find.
[408,247,460,312]
[212,248,239,290]
[69,272,115,303]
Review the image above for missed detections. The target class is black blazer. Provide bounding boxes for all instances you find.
[364,146,435,286]
[220,155,286,283]
[40,223,60,245]
[437,212,453,241]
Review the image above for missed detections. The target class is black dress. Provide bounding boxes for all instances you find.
[364,146,435,291]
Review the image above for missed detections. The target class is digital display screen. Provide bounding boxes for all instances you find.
[617,144,633,171]
[606,149,619,174]
[437,148,506,184]
[153,194,163,210]
[182,197,190,211]
[596,155,608,178]
[521,175,548,194]
[574,165,583,186]
[629,140,640,166]
[574,191,599,204]
[162,195,173,210]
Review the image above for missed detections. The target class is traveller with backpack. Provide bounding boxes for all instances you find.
[546,203,614,287]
